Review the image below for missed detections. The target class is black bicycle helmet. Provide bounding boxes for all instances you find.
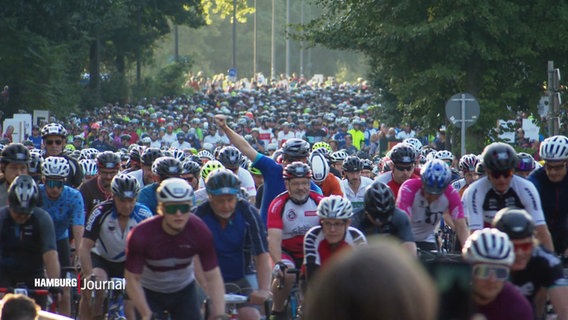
[281,138,310,159]
[364,181,395,223]
[217,146,242,170]
[389,143,416,165]
[152,156,182,177]
[96,151,121,169]
[516,152,535,172]
[492,207,535,240]
[362,159,373,171]
[8,175,39,214]
[187,154,203,166]
[111,173,141,199]
[129,146,142,163]
[141,147,164,166]
[482,142,518,171]
[182,160,201,176]
[283,161,312,179]
[1,143,31,164]
[205,168,242,195]
[342,156,363,172]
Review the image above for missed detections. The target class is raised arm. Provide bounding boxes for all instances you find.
[214,115,259,161]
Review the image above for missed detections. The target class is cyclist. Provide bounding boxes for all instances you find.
[0,143,30,207]
[28,149,43,184]
[125,178,226,320]
[358,180,416,255]
[217,146,257,203]
[433,150,460,182]
[493,208,568,319]
[463,142,554,251]
[127,147,163,189]
[340,156,373,212]
[303,196,367,285]
[41,123,83,188]
[376,143,419,200]
[329,150,348,178]
[195,169,272,320]
[79,159,98,183]
[451,153,480,196]
[79,151,122,221]
[181,160,201,191]
[397,159,469,251]
[39,156,85,317]
[214,115,321,225]
[267,162,323,320]
[516,152,537,179]
[78,174,151,320]
[528,135,568,256]
[194,160,225,207]
[462,228,532,320]
[309,151,344,197]
[0,175,60,308]
[137,156,182,215]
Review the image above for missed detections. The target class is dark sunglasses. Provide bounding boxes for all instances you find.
[46,179,65,188]
[46,140,63,146]
[490,169,513,179]
[394,164,414,172]
[163,203,191,215]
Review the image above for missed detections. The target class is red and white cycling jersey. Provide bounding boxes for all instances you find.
[303,225,366,268]
[397,178,464,243]
[376,172,420,200]
[267,191,323,259]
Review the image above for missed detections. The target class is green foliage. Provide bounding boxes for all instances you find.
[155,58,193,97]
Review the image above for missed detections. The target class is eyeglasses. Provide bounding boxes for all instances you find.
[544,162,566,172]
[489,169,513,179]
[394,164,414,172]
[46,179,65,188]
[513,241,533,252]
[322,221,347,229]
[163,203,191,215]
[46,140,63,146]
[472,264,509,281]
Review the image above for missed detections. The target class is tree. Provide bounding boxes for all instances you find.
[299,0,568,153]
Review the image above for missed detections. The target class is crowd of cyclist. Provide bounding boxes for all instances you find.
[0,79,568,319]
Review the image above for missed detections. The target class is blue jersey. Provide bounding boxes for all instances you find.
[39,185,85,241]
[195,199,268,282]
[252,154,322,225]
[137,182,159,216]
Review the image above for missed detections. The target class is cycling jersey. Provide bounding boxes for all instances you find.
[340,176,373,210]
[125,214,218,293]
[137,182,159,215]
[252,154,322,224]
[303,225,366,280]
[375,172,420,200]
[511,246,568,303]
[463,175,546,230]
[84,200,152,262]
[397,179,464,243]
[451,178,467,195]
[0,207,57,277]
[39,185,85,240]
[319,174,344,197]
[529,167,568,254]
[475,282,532,320]
[356,208,415,243]
[267,191,323,260]
[195,199,268,282]
[79,176,112,221]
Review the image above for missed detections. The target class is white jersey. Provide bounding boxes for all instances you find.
[463,175,546,230]
[340,176,373,210]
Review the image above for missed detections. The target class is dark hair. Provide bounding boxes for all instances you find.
[1,293,39,320]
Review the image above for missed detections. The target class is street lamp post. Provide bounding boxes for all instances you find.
[232,0,237,70]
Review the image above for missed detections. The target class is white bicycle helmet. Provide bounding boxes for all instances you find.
[41,123,67,138]
[539,135,568,161]
[197,149,214,161]
[42,157,70,178]
[317,195,353,220]
[156,177,195,203]
[402,138,423,153]
[462,228,514,266]
[79,159,98,176]
[80,148,99,160]
[434,150,454,162]
[309,152,329,183]
[330,150,348,163]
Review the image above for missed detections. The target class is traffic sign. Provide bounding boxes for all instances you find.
[445,93,480,128]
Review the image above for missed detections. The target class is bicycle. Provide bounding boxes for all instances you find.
[104,277,127,320]
[274,268,302,320]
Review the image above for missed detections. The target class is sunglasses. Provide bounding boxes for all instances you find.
[489,169,513,179]
[46,140,63,146]
[46,179,65,188]
[472,264,509,281]
[394,164,414,172]
[513,241,533,252]
[163,203,191,215]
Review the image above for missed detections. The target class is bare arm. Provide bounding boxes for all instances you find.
[72,226,84,253]
[193,256,208,293]
[268,228,283,263]
[125,270,153,320]
[214,115,259,161]
[78,238,96,277]
[453,218,470,247]
[549,286,568,320]
[402,241,418,257]
[203,267,226,320]
[43,250,60,279]
[248,252,273,305]
[535,225,554,252]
